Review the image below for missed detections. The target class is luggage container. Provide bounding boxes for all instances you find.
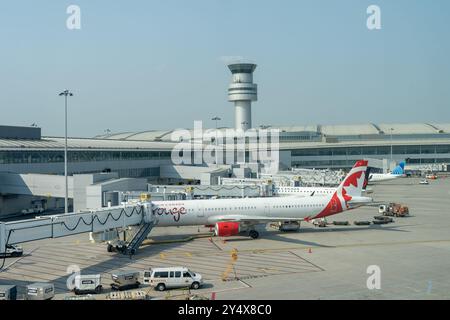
[0,285,17,300]
[74,274,102,295]
[354,221,371,226]
[372,220,389,225]
[26,283,54,300]
[110,270,141,291]
[332,221,349,226]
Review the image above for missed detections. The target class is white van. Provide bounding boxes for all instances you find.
[143,267,203,291]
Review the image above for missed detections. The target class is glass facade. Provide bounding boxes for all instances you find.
[291,145,450,158]
[0,150,172,165]
[291,144,450,167]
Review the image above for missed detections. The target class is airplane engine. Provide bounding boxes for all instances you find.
[214,222,241,237]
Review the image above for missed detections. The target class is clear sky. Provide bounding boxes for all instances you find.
[1,0,449,137]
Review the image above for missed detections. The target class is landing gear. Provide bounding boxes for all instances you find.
[249,230,259,239]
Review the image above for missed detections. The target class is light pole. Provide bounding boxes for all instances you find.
[212,117,221,166]
[59,90,73,213]
[390,128,394,162]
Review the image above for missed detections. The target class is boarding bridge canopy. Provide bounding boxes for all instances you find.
[0,202,153,261]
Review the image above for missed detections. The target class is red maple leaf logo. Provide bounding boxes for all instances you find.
[343,171,363,188]
[341,188,352,202]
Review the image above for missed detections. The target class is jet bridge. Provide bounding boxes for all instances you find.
[0,202,155,266]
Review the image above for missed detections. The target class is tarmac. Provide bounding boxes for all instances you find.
[1,177,450,300]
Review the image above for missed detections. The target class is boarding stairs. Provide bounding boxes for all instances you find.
[123,221,155,256]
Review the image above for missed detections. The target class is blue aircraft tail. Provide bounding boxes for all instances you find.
[391,161,405,175]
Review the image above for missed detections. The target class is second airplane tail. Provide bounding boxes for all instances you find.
[392,161,405,175]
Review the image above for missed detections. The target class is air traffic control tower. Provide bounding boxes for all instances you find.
[227,63,258,131]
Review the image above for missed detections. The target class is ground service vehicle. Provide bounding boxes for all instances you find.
[143,267,203,291]
[273,221,301,231]
[379,203,409,217]
[74,274,102,295]
[0,244,23,258]
[21,204,44,215]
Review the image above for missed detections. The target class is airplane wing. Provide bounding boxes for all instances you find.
[208,215,305,224]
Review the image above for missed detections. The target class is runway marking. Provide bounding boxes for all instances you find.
[289,251,326,272]
[209,238,224,251]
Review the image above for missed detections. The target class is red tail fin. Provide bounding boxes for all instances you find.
[311,160,368,219]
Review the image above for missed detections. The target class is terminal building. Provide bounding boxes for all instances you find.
[97,123,450,170]
[2,122,450,176]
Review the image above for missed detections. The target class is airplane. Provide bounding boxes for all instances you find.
[367,161,405,183]
[148,160,372,239]
[273,164,373,197]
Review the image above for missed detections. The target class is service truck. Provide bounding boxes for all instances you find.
[379,203,409,217]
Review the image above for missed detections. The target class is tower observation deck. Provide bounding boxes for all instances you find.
[227,63,258,131]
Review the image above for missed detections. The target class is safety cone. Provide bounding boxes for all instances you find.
[308,248,312,254]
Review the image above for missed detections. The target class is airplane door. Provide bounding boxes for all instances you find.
[197,203,205,218]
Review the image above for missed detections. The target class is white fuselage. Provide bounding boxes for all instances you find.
[150,195,336,227]
[368,173,402,182]
[273,186,336,197]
